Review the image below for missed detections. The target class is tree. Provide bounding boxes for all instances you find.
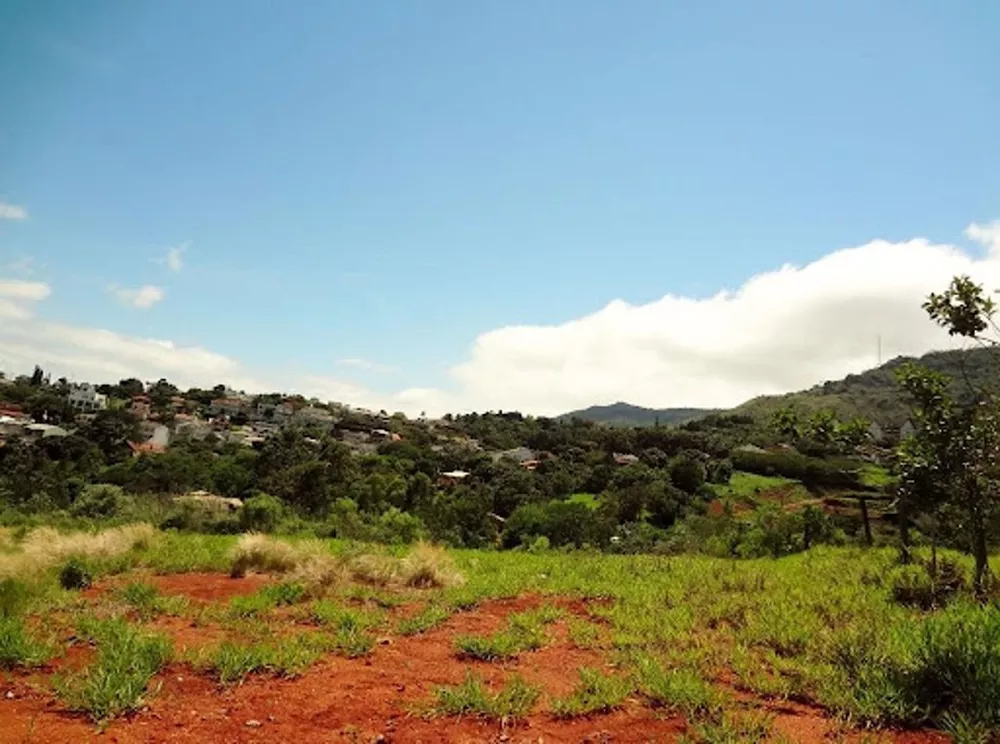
[84,409,142,462]
[29,365,45,387]
[897,275,1000,593]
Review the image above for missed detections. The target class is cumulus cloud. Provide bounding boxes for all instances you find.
[111,285,165,309]
[0,202,28,221]
[966,221,1000,256]
[1,223,999,416]
[0,278,51,321]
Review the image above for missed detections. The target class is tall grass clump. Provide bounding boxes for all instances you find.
[0,524,159,580]
[0,616,51,669]
[398,543,465,588]
[57,617,172,721]
[431,671,540,719]
[551,667,634,718]
[229,533,306,577]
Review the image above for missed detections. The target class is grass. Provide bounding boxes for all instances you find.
[2,526,1000,736]
[566,493,599,509]
[56,617,172,721]
[551,667,633,718]
[398,604,452,635]
[712,471,801,501]
[115,582,187,620]
[858,463,897,489]
[453,605,560,660]
[0,616,52,669]
[431,671,540,719]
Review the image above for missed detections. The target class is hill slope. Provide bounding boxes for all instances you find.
[558,402,718,427]
[734,347,998,427]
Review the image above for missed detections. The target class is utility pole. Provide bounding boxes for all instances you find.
[877,334,882,366]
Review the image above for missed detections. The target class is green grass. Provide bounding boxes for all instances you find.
[0,616,52,669]
[634,655,725,718]
[431,671,540,719]
[197,634,325,684]
[397,604,452,635]
[711,471,808,506]
[858,463,897,489]
[115,582,187,620]
[56,617,172,721]
[550,667,634,718]
[226,582,307,619]
[453,605,559,660]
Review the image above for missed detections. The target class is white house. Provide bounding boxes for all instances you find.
[67,383,107,412]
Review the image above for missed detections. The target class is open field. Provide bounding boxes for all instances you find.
[0,526,996,743]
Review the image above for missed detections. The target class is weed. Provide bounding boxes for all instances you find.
[0,616,51,669]
[56,617,171,721]
[550,667,633,718]
[398,605,452,635]
[310,600,382,633]
[680,711,774,743]
[114,582,186,620]
[432,671,539,719]
[634,656,724,718]
[567,618,602,649]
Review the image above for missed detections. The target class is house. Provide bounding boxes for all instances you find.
[128,395,152,420]
[24,423,69,439]
[899,420,916,439]
[293,406,335,427]
[0,416,26,437]
[867,422,885,442]
[371,428,393,441]
[67,383,107,412]
[493,446,537,465]
[128,441,166,457]
[210,397,247,418]
[613,453,640,466]
[438,470,471,487]
[0,403,25,420]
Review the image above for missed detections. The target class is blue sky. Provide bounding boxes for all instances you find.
[1,1,999,414]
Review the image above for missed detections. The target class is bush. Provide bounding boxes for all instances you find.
[731,450,863,490]
[891,558,967,610]
[59,556,94,590]
[669,455,707,494]
[239,492,283,533]
[70,484,129,519]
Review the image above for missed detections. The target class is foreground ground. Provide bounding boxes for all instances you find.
[0,528,993,742]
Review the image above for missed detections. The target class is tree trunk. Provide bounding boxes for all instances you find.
[859,498,873,547]
[973,520,990,598]
[898,501,911,564]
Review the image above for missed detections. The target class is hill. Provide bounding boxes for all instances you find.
[558,347,997,430]
[557,401,718,427]
[734,347,997,427]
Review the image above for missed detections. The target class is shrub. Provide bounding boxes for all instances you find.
[890,558,967,610]
[239,492,283,533]
[229,533,305,577]
[59,556,94,590]
[70,484,129,519]
[669,455,707,494]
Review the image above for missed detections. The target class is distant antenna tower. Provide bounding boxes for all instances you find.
[877,334,882,366]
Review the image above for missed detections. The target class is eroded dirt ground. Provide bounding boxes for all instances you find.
[0,573,950,744]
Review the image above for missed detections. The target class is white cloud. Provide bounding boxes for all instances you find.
[966,221,1000,256]
[336,357,398,374]
[2,222,1000,417]
[165,243,186,273]
[0,202,28,221]
[111,285,165,309]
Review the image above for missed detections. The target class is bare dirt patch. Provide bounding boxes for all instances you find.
[0,583,951,743]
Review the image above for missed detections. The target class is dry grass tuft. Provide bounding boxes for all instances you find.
[0,524,158,579]
[228,535,464,591]
[399,543,465,589]
[229,534,303,578]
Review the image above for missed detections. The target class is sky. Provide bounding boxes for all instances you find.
[1,0,999,416]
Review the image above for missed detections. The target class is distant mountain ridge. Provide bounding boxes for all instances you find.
[557,402,718,427]
[558,347,998,428]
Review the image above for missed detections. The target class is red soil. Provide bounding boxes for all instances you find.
[149,572,271,602]
[0,574,951,744]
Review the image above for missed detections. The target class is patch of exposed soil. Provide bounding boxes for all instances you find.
[0,583,951,744]
[148,572,271,602]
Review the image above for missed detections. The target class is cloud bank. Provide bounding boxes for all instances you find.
[1,223,998,416]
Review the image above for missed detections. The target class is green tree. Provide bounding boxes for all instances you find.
[897,275,1000,593]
